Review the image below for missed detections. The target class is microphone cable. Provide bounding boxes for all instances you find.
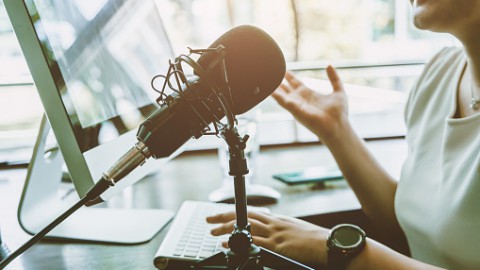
[0,178,111,269]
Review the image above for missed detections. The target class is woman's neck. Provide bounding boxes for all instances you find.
[454,39,480,117]
[460,36,480,88]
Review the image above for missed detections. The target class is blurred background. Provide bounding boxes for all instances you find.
[0,0,457,165]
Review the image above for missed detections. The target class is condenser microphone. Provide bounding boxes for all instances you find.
[100,25,286,188]
[139,25,286,159]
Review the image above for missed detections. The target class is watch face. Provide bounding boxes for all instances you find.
[332,226,363,248]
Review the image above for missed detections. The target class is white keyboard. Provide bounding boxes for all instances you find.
[153,201,234,269]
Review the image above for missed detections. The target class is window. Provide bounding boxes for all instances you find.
[0,0,457,153]
[0,1,43,157]
[156,0,456,148]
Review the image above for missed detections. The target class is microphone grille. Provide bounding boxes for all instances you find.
[197,25,286,115]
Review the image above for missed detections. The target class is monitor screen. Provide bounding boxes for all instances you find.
[7,0,180,199]
[26,0,173,152]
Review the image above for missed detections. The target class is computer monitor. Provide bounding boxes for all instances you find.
[5,0,180,243]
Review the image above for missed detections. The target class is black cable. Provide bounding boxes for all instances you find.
[0,179,110,269]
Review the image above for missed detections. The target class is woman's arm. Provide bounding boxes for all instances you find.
[323,118,401,236]
[207,211,445,270]
[349,238,444,270]
[272,66,401,235]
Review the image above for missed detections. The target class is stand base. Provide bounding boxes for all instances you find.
[194,246,314,270]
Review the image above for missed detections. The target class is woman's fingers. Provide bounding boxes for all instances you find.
[326,65,344,92]
[247,211,274,224]
[285,71,303,89]
[209,212,273,237]
[271,88,288,106]
[210,220,235,236]
[279,66,343,96]
[272,87,300,113]
[252,236,275,251]
[207,210,273,225]
[211,218,271,238]
[278,81,293,93]
[248,219,271,236]
[206,211,236,224]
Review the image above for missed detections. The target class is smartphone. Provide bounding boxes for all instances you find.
[273,165,343,185]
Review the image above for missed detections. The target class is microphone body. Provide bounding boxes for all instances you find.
[137,80,222,159]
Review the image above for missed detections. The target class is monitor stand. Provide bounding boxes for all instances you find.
[17,116,174,244]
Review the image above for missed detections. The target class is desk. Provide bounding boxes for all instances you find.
[0,138,407,270]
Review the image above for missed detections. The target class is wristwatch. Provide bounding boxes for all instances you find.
[326,224,366,270]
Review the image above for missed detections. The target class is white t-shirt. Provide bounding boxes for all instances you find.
[395,47,480,269]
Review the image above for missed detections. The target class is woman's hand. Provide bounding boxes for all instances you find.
[207,211,329,267]
[272,66,348,141]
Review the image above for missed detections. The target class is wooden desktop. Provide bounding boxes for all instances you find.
[0,138,407,270]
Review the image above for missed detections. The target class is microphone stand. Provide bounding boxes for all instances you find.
[193,127,314,270]
[158,45,311,269]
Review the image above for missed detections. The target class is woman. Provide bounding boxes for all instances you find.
[207,0,480,269]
